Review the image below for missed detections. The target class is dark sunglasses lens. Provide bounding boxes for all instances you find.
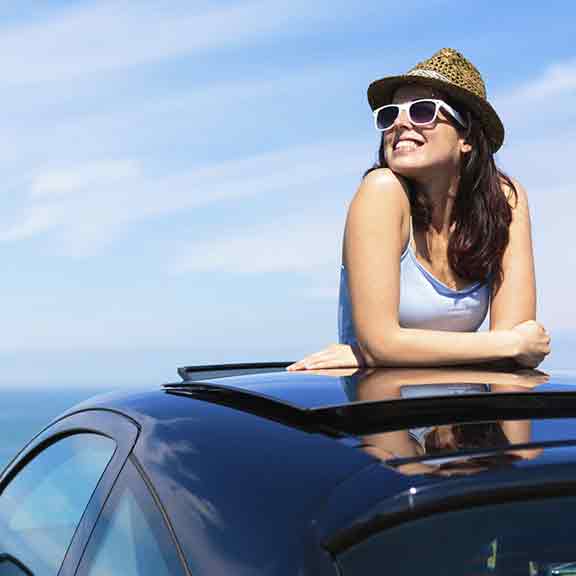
[409,101,437,124]
[376,106,399,130]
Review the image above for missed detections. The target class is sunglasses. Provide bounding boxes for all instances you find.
[373,99,467,132]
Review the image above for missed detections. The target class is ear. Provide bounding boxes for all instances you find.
[459,110,473,154]
[459,138,472,154]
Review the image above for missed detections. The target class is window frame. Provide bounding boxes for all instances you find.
[75,455,189,576]
[0,409,139,576]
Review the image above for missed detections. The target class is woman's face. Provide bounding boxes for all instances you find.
[383,84,471,180]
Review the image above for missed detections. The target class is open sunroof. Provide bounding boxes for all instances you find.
[177,362,292,382]
[165,380,576,436]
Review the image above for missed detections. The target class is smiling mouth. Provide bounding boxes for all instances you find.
[393,139,423,152]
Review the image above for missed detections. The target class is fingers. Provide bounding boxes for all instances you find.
[286,360,305,371]
[287,344,357,371]
[287,346,337,371]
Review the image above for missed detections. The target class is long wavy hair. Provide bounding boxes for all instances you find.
[365,99,516,289]
[425,422,509,454]
[425,422,520,473]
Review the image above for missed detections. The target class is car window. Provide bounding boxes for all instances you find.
[77,458,185,576]
[337,495,576,575]
[0,433,115,576]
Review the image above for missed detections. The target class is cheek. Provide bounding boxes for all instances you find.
[428,131,462,157]
[380,134,395,161]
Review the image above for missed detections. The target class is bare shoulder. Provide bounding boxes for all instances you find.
[352,168,411,213]
[500,175,529,210]
[345,169,410,250]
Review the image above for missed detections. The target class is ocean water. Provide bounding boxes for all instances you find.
[1,333,574,473]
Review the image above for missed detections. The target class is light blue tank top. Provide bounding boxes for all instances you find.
[338,230,490,344]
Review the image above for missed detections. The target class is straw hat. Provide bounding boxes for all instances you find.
[367,48,504,152]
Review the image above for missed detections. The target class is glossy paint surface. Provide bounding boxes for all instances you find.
[5,368,576,574]
[100,389,371,574]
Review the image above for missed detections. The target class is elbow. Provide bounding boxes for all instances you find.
[357,329,402,367]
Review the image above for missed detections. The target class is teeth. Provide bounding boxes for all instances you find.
[395,141,420,151]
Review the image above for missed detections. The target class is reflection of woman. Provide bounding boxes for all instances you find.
[346,368,547,473]
[289,48,550,372]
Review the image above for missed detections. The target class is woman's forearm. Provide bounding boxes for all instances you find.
[360,328,520,367]
[357,367,547,389]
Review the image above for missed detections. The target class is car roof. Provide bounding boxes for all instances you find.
[63,366,576,561]
[72,365,576,455]
[67,366,576,489]
[179,364,576,408]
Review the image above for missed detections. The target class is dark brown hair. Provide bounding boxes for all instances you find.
[366,102,516,288]
[425,421,509,454]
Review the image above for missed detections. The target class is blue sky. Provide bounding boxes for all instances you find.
[0,1,574,385]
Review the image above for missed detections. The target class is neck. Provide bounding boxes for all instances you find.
[412,169,460,233]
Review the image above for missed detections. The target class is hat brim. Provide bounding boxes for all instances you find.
[367,75,504,152]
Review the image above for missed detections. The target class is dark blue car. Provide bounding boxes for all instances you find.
[1,364,576,575]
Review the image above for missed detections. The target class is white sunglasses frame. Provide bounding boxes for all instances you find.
[372,98,467,132]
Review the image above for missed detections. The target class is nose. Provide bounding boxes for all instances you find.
[394,106,413,129]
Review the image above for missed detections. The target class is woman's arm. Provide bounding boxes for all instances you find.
[289,170,549,370]
[490,179,536,329]
[357,383,424,460]
[345,170,529,367]
[354,367,549,392]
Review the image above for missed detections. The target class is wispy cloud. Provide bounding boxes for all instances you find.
[498,58,576,102]
[1,140,369,255]
[0,0,356,85]
[31,160,141,199]
[494,57,576,141]
[172,217,342,275]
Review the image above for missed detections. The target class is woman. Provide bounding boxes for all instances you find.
[288,48,550,371]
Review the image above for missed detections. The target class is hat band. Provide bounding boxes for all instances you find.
[406,69,451,83]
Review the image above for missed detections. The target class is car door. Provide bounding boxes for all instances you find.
[0,410,138,576]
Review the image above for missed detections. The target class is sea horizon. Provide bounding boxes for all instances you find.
[1,332,574,471]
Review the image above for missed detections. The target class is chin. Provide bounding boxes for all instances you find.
[388,158,432,179]
[388,150,454,180]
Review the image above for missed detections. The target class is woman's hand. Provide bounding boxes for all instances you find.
[511,320,551,368]
[287,344,363,371]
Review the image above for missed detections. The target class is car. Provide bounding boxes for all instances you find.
[1,363,576,575]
